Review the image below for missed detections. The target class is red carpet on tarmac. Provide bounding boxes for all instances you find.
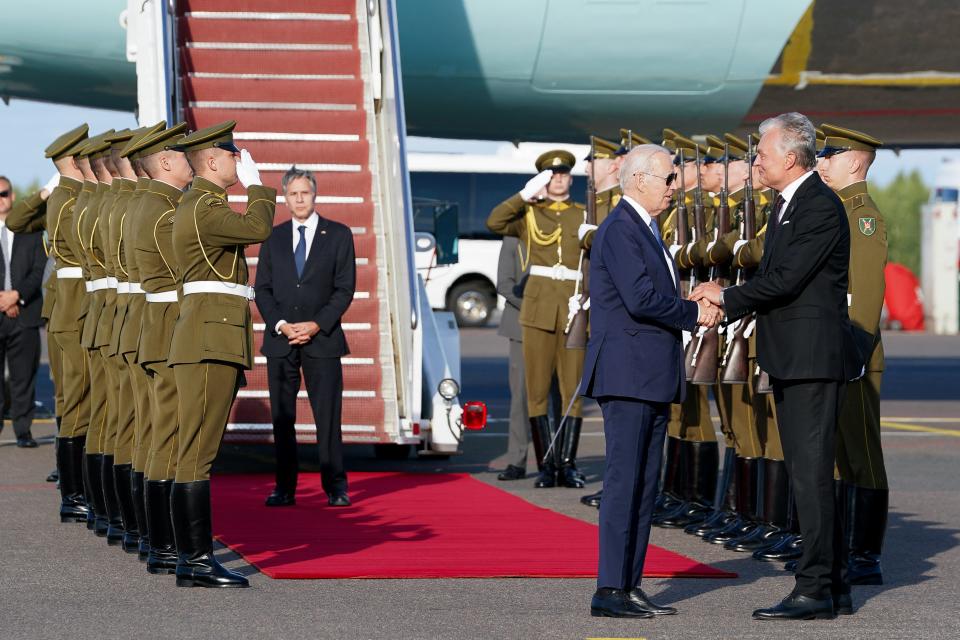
[211,472,737,580]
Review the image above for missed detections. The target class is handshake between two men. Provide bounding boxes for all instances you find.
[689,280,725,328]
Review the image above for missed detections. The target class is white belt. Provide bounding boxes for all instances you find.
[87,278,110,292]
[117,282,130,294]
[127,282,144,294]
[182,280,255,300]
[145,291,178,303]
[85,282,93,292]
[106,277,118,289]
[529,265,582,282]
[57,267,83,279]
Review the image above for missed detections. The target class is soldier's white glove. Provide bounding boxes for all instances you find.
[733,239,748,255]
[236,149,262,188]
[669,244,682,258]
[578,223,598,241]
[519,170,553,200]
[582,297,590,311]
[567,294,581,319]
[41,172,61,197]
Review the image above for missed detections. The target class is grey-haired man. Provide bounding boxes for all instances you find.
[254,167,356,507]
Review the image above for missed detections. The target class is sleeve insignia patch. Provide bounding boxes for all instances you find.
[204,197,223,207]
[858,217,876,236]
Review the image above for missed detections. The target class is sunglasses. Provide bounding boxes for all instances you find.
[0,190,9,198]
[636,171,677,187]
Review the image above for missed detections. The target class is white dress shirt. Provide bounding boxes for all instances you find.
[776,170,816,222]
[275,212,320,333]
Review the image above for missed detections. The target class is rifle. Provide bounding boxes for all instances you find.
[684,144,708,380]
[564,137,597,348]
[692,143,731,385]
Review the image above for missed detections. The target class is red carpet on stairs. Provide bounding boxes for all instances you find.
[211,472,737,580]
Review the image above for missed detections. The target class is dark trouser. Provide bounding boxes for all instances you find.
[0,320,40,437]
[597,396,668,589]
[267,349,346,495]
[505,338,530,468]
[773,377,848,599]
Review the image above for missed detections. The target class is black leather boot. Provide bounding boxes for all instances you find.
[580,490,602,508]
[171,481,249,588]
[131,471,150,561]
[726,458,791,552]
[101,454,125,546]
[706,456,760,544]
[754,488,803,562]
[847,485,887,585]
[82,453,95,529]
[558,417,585,488]
[652,437,686,520]
[113,464,140,553]
[145,480,177,574]
[56,436,91,523]
[529,416,557,488]
[656,441,718,528]
[85,453,109,536]
[687,446,737,537]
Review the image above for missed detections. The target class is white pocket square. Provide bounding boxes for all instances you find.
[781,220,790,225]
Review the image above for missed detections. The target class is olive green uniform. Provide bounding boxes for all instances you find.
[121,178,154,473]
[169,176,275,482]
[835,181,887,489]
[137,179,185,480]
[47,176,91,438]
[486,193,586,418]
[579,185,621,251]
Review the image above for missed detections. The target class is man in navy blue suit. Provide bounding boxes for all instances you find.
[582,145,721,618]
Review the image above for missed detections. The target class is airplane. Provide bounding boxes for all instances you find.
[2,0,959,147]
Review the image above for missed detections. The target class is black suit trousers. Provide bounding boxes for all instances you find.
[267,348,346,494]
[772,377,848,599]
[0,318,40,437]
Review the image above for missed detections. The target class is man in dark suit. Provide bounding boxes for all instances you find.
[581,146,720,618]
[254,166,356,507]
[693,112,861,620]
[0,176,49,448]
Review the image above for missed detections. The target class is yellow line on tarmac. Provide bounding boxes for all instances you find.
[880,421,960,438]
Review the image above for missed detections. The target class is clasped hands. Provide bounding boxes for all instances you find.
[689,281,724,328]
[279,321,320,346]
[0,290,20,317]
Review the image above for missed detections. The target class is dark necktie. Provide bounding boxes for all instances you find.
[294,225,307,278]
[774,194,786,223]
[649,219,666,251]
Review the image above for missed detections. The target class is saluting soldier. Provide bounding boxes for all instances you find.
[35,125,92,523]
[116,122,168,561]
[652,132,718,529]
[818,123,889,585]
[487,150,588,490]
[103,127,148,555]
[167,121,274,588]
[124,122,192,575]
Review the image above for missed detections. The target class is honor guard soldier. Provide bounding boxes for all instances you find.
[652,132,718,529]
[576,135,622,253]
[818,123,889,585]
[487,150,588,489]
[167,121,275,587]
[124,122,193,575]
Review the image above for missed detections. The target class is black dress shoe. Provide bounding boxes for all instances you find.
[16,434,38,448]
[833,592,853,615]
[752,592,835,620]
[784,560,798,572]
[497,465,526,481]
[627,588,678,615]
[265,490,296,507]
[328,492,351,507]
[46,469,59,483]
[534,466,557,489]
[590,588,654,618]
[580,490,602,508]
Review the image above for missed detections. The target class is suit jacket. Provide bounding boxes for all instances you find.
[255,215,356,359]
[724,172,861,381]
[580,200,699,403]
[495,236,527,342]
[0,227,47,329]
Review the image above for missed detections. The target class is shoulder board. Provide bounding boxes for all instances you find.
[844,193,868,211]
[203,196,224,207]
[611,193,621,206]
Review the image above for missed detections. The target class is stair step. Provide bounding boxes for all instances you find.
[251,318,379,358]
[231,396,385,426]
[179,16,356,46]
[250,297,377,326]
[182,49,360,77]
[178,0,355,15]
[186,107,365,134]
[182,76,363,106]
